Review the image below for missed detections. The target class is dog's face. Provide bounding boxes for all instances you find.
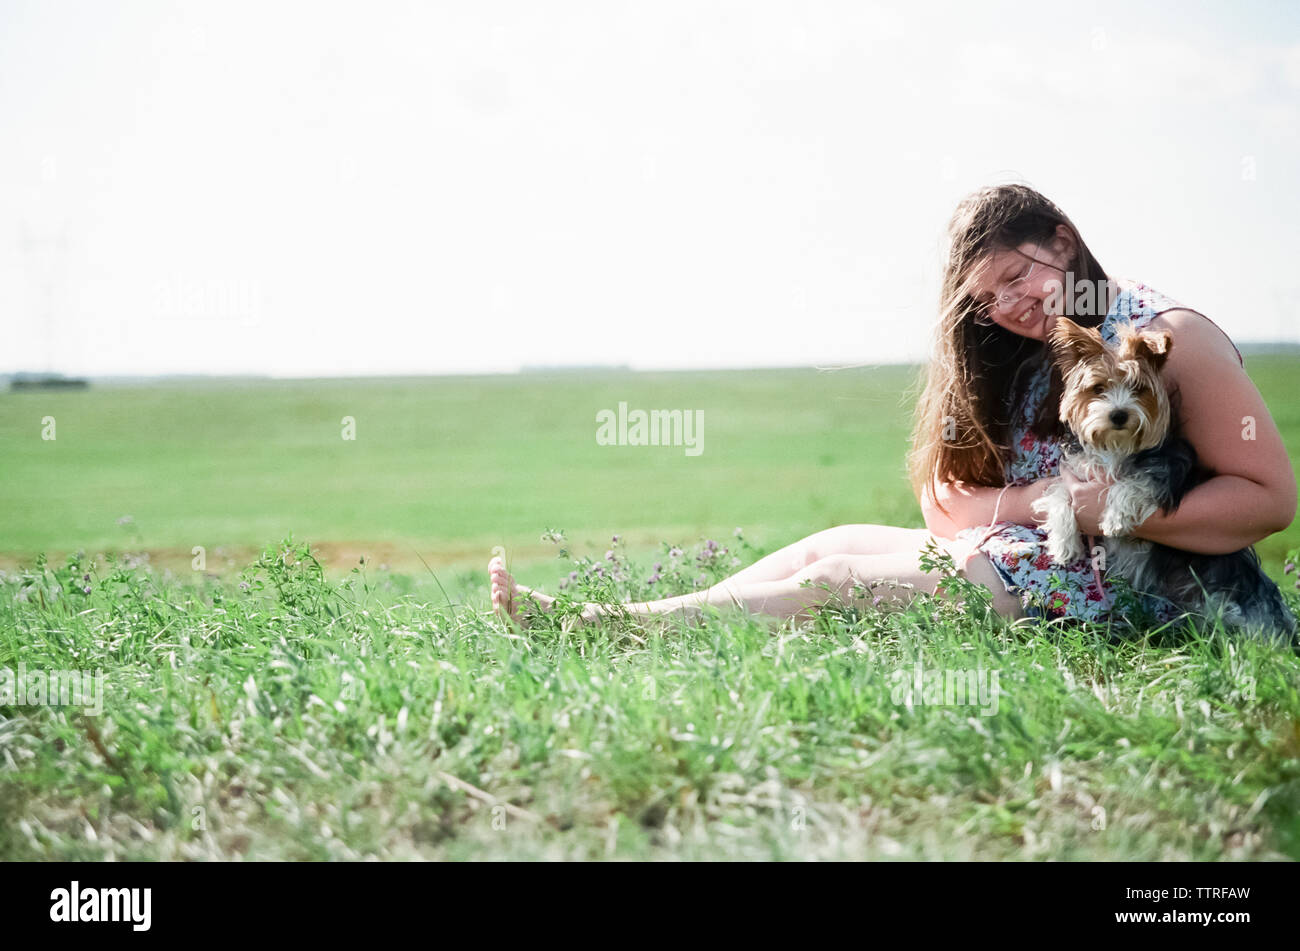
[1046,317,1173,455]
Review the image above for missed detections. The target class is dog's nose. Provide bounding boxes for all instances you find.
[1109,409,1130,427]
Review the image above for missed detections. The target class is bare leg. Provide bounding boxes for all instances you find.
[701,524,935,592]
[490,531,1025,627]
[595,546,1024,624]
[490,525,929,626]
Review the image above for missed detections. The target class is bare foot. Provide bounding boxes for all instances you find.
[488,555,557,627]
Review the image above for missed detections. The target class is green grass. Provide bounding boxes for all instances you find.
[0,367,924,577]
[4,360,1297,580]
[2,537,1298,860]
[1,361,1298,860]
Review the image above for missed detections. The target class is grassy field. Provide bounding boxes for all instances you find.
[1,361,1299,860]
[0,366,927,580]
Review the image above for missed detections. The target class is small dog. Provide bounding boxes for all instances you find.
[1030,317,1296,641]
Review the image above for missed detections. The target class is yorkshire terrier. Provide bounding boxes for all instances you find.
[1030,317,1296,641]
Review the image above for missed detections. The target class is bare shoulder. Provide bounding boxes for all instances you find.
[1145,308,1243,383]
[1144,308,1282,478]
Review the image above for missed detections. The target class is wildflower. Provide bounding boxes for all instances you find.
[605,549,615,561]
[653,562,662,572]
[648,573,661,585]
[705,539,717,551]
[872,595,884,606]
[611,534,620,544]
[669,547,682,559]
[82,586,91,595]
[239,581,250,592]
[734,527,743,537]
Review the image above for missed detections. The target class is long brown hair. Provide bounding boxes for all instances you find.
[908,184,1110,509]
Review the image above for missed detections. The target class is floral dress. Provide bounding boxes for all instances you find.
[951,281,1244,623]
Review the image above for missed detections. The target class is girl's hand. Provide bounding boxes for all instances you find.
[1058,468,1112,536]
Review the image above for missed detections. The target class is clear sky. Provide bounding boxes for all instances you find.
[2,0,1298,377]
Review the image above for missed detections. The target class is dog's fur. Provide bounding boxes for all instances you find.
[1030,317,1296,642]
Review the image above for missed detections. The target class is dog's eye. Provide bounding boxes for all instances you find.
[1092,384,1105,395]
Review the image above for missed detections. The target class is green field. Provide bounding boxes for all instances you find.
[2,362,1299,861]
[4,359,1298,579]
[0,366,931,582]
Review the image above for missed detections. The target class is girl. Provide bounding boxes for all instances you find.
[490,184,1296,628]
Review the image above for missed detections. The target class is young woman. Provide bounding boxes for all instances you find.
[489,184,1296,627]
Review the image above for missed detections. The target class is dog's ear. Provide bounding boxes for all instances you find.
[1119,328,1173,371]
[1047,317,1107,370]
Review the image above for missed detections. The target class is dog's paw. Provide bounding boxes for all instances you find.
[1098,511,1131,538]
[1046,534,1085,566]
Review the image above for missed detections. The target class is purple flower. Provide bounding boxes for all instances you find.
[611,534,620,544]
[669,547,682,559]
[705,539,717,551]
[648,573,661,584]
[605,549,615,561]
[653,562,662,572]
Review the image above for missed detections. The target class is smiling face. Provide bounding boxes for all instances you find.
[967,223,1079,342]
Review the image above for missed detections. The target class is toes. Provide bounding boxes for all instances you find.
[491,581,513,618]
[489,558,511,584]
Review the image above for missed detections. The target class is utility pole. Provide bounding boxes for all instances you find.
[18,218,70,376]
[14,219,86,388]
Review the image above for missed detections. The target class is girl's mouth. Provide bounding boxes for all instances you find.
[1017,300,1042,324]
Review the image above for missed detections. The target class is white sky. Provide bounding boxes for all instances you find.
[2,0,1298,377]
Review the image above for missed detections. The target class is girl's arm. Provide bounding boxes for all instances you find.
[922,478,1049,539]
[1065,310,1297,555]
